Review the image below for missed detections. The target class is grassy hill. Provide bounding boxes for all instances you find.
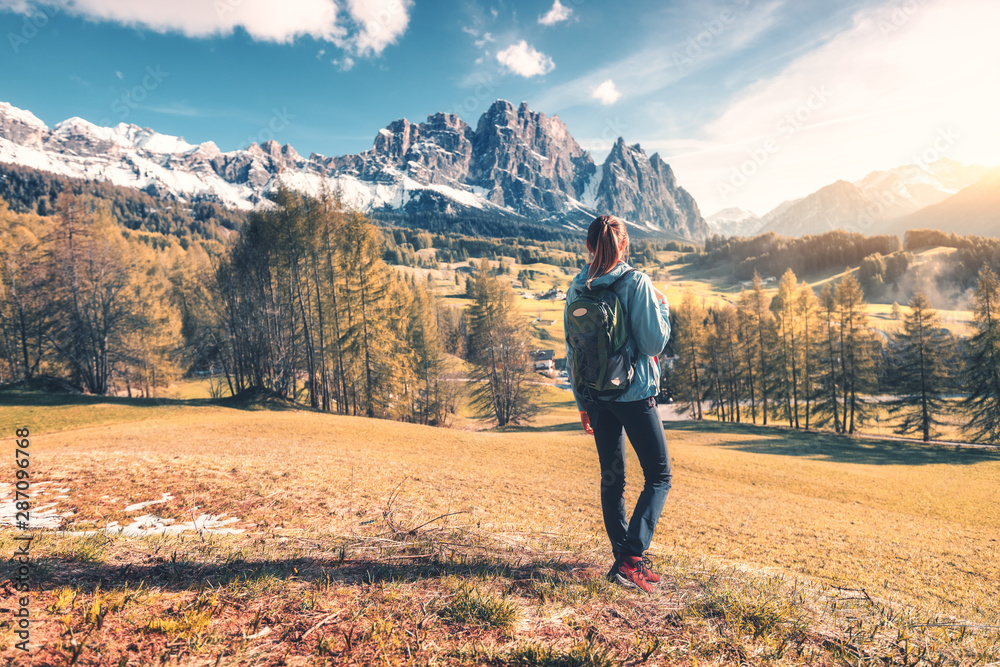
[2,386,999,665]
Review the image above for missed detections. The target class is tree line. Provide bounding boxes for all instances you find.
[0,163,244,243]
[0,189,539,427]
[669,268,1000,443]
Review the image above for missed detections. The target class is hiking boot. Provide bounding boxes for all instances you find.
[630,556,661,585]
[609,557,654,594]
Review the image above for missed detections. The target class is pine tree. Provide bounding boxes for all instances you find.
[46,194,151,394]
[772,269,803,428]
[796,282,821,430]
[735,278,775,424]
[888,292,953,441]
[673,290,708,419]
[835,273,877,434]
[0,200,49,382]
[963,266,1000,443]
[466,264,538,426]
[814,284,843,432]
[706,304,742,422]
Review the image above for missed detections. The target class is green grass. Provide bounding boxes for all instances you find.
[439,582,520,632]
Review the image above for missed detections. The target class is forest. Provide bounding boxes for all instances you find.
[2,173,1000,442]
[668,269,1000,443]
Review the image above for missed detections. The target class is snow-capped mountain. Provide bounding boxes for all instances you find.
[882,167,1000,238]
[759,159,990,237]
[0,100,709,240]
[706,207,762,237]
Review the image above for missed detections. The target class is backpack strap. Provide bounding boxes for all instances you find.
[583,267,636,293]
[608,268,636,291]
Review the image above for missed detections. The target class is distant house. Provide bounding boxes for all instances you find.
[533,360,555,371]
[537,288,566,300]
[531,349,555,361]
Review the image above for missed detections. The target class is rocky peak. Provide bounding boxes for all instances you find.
[0,101,47,149]
[596,138,708,239]
[470,100,594,212]
[0,98,711,241]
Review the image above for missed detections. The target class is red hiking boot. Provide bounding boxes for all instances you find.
[609,557,654,594]
[629,556,661,585]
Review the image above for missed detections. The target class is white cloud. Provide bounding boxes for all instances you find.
[114,70,123,79]
[332,55,355,71]
[340,0,413,56]
[591,79,620,105]
[1,0,411,56]
[534,2,780,112]
[538,0,572,26]
[496,40,554,77]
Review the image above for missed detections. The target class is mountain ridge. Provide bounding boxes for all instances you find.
[0,99,709,240]
[755,158,991,238]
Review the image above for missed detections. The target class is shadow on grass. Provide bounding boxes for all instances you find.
[4,552,595,593]
[665,420,1000,466]
[499,421,585,433]
[0,388,308,413]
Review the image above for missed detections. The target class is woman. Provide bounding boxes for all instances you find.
[564,215,672,594]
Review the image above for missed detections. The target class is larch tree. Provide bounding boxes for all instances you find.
[465,262,538,426]
[963,266,1000,443]
[888,292,954,442]
[815,284,843,433]
[673,290,708,419]
[835,272,877,434]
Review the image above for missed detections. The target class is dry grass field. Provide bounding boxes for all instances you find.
[2,384,999,665]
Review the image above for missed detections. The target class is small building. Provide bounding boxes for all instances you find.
[531,349,555,361]
[537,288,566,300]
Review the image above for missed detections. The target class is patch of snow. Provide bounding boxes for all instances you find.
[67,512,243,537]
[124,492,173,512]
[580,164,603,208]
[0,481,75,529]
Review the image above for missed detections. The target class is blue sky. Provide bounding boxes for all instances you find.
[2,0,998,215]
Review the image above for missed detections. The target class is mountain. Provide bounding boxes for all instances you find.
[706,207,762,237]
[760,159,989,237]
[882,167,1000,238]
[0,100,709,240]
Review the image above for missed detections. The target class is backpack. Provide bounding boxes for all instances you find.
[565,268,636,404]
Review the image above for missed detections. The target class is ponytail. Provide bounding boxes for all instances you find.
[586,215,629,288]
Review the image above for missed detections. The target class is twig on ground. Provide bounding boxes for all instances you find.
[301,614,336,640]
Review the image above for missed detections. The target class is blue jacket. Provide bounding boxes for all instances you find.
[564,261,671,410]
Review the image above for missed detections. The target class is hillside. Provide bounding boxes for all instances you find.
[1,387,998,664]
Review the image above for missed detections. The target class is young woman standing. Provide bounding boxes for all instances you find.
[564,215,672,594]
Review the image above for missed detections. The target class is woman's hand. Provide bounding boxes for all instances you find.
[580,410,594,435]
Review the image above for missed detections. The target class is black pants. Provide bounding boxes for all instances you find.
[587,396,672,558]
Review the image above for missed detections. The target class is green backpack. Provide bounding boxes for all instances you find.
[565,269,636,404]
